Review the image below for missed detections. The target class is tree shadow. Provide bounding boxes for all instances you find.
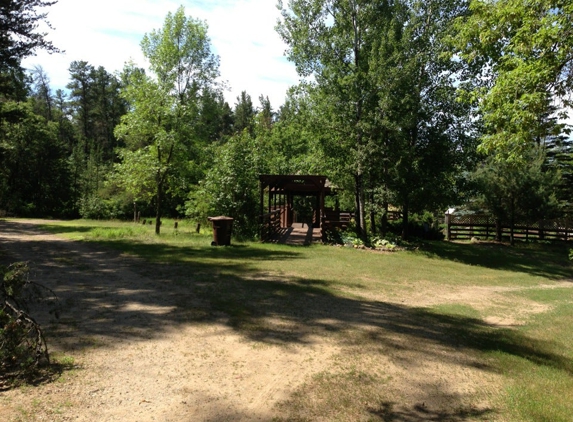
[369,402,493,422]
[417,240,573,280]
[0,220,571,417]
[35,224,97,234]
[0,352,79,392]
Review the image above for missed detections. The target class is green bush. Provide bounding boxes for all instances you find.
[78,194,132,220]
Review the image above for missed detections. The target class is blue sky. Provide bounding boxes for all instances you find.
[22,0,299,109]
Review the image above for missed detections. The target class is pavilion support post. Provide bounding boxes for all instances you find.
[268,187,272,233]
[287,193,293,227]
[320,190,325,231]
[273,188,277,212]
[280,192,285,227]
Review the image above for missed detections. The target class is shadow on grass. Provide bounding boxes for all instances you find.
[1,220,571,418]
[34,222,301,264]
[369,402,493,422]
[36,224,97,234]
[417,240,573,280]
[0,358,78,392]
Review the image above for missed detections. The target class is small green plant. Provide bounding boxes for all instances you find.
[569,248,572,261]
[371,236,397,250]
[351,237,364,247]
[339,232,364,247]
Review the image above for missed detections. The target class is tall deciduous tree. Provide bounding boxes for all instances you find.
[371,0,477,239]
[277,0,396,238]
[278,0,476,239]
[114,6,219,234]
[454,0,573,160]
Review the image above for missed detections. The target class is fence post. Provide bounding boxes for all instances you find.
[445,213,451,241]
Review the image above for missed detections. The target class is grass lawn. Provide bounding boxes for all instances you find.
[10,218,573,421]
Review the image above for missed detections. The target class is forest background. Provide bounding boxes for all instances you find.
[1,0,572,240]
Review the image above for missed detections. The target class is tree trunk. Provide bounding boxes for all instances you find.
[155,177,162,235]
[381,202,388,237]
[401,197,409,241]
[354,173,366,240]
[369,190,376,236]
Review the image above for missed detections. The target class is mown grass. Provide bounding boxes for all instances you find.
[8,218,573,421]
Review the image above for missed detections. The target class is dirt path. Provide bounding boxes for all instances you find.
[3,219,558,421]
[0,220,339,421]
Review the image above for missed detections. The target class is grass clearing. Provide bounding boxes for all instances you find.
[3,218,573,421]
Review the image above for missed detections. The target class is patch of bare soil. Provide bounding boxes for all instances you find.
[1,219,560,421]
[0,221,337,421]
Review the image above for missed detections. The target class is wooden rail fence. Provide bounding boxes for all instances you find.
[445,214,573,242]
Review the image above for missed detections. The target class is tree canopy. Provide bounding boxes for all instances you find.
[0,2,570,241]
[0,0,60,76]
[454,0,573,160]
[114,6,220,234]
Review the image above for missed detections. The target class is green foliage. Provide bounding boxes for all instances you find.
[472,147,561,231]
[140,7,219,95]
[278,0,479,239]
[277,0,399,235]
[77,193,130,220]
[1,262,56,380]
[371,237,397,250]
[0,0,60,72]
[267,86,328,175]
[186,131,266,239]
[113,7,220,234]
[66,61,127,160]
[233,91,255,136]
[453,0,573,160]
[0,101,73,217]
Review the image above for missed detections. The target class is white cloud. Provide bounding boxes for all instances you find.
[22,0,299,108]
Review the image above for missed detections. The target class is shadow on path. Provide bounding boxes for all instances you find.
[1,220,570,419]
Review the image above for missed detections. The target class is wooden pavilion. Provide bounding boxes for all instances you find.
[259,175,351,243]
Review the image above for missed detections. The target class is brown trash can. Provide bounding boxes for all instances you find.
[208,216,234,246]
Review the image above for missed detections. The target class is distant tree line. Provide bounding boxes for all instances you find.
[0,0,571,240]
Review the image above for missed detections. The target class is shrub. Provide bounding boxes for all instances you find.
[1,262,57,380]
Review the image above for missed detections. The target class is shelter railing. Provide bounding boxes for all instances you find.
[321,211,354,242]
[260,209,282,242]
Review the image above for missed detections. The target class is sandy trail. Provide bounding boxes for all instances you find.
[2,219,557,421]
[0,220,336,421]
